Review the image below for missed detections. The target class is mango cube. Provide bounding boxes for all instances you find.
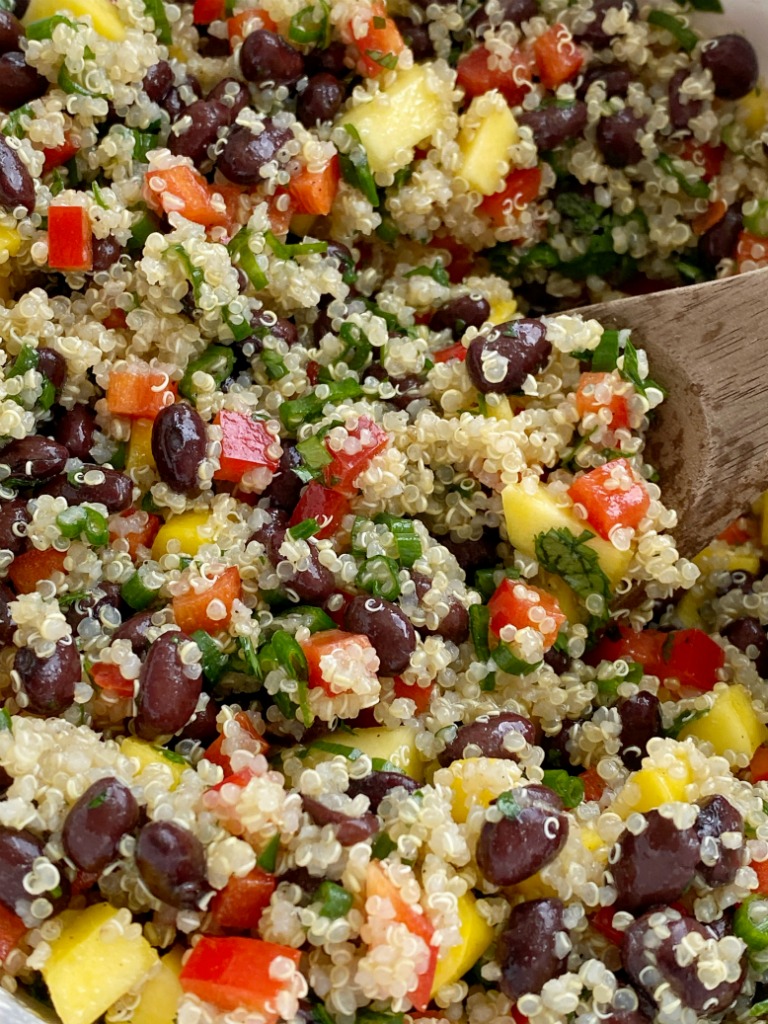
[434,757,521,823]
[121,737,188,789]
[43,904,157,1024]
[0,226,21,259]
[679,684,768,759]
[340,64,452,174]
[613,751,693,817]
[431,893,494,996]
[130,947,184,1024]
[456,93,518,196]
[739,88,768,133]
[23,0,126,40]
[127,419,156,473]
[342,725,423,780]
[488,296,518,325]
[152,510,211,558]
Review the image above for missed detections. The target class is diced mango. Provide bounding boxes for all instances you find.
[693,544,761,576]
[613,752,693,817]
[502,480,632,587]
[0,226,21,259]
[151,510,211,559]
[342,725,423,780]
[456,92,518,196]
[127,419,156,473]
[431,893,494,996]
[130,947,184,1024]
[580,826,603,853]
[434,757,521,823]
[43,904,158,1024]
[739,87,768,133]
[679,684,768,759]
[488,296,517,325]
[23,0,126,40]
[121,737,188,789]
[340,64,452,174]
[290,214,317,236]
[483,395,514,423]
[536,569,586,626]
[761,496,768,548]
[675,589,704,630]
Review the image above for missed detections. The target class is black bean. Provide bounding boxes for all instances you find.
[541,722,575,771]
[617,692,661,770]
[393,17,433,60]
[42,465,133,512]
[143,60,173,103]
[207,77,250,123]
[217,123,292,185]
[161,86,184,121]
[388,373,423,411]
[668,68,703,132]
[91,235,122,272]
[439,711,536,766]
[113,610,154,655]
[251,309,298,346]
[612,808,700,911]
[290,551,336,603]
[344,594,416,675]
[240,29,305,87]
[543,646,569,674]
[578,62,631,99]
[15,639,80,716]
[429,294,490,340]
[698,203,743,269]
[411,572,468,644]
[151,403,207,497]
[723,616,768,660]
[0,51,47,112]
[469,0,537,34]
[346,770,420,812]
[169,99,229,165]
[263,442,304,511]
[36,348,66,394]
[440,530,499,574]
[62,777,139,874]
[0,435,68,483]
[0,826,68,917]
[0,581,15,645]
[597,109,646,168]
[518,102,588,152]
[176,698,220,745]
[0,11,23,54]
[715,569,757,597]
[696,794,743,887]
[574,0,638,46]
[601,1013,652,1024]
[466,318,551,395]
[623,910,745,1015]
[65,581,121,632]
[54,405,95,461]
[498,898,567,1000]
[701,34,758,101]
[136,631,201,739]
[477,784,569,886]
[301,794,378,845]
[135,820,209,909]
[297,72,345,127]
[0,499,29,555]
[306,40,347,77]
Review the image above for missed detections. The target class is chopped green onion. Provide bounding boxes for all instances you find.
[49,169,65,195]
[656,153,710,199]
[312,1002,337,1024]
[673,0,722,10]
[284,605,336,634]
[734,895,768,951]
[288,0,329,44]
[370,832,397,859]
[121,571,160,610]
[55,505,108,546]
[228,227,268,290]
[375,218,399,244]
[238,636,262,679]
[279,380,365,433]
[491,641,540,676]
[223,307,253,342]
[261,349,288,381]
[57,65,104,98]
[167,243,204,303]
[265,230,328,259]
[91,181,108,209]
[180,345,235,400]
[337,322,371,372]
[496,790,522,820]
[469,605,491,661]
[2,104,33,139]
[373,515,422,566]
[288,517,321,541]
[647,9,698,52]
[110,441,127,471]
[744,199,768,239]
[357,555,401,601]
[339,125,379,207]
[356,1011,404,1024]
[310,740,362,760]
[750,998,768,1017]
[271,629,309,682]
[26,14,78,39]
[0,708,12,731]
[350,516,371,556]
[158,745,187,766]
[192,630,229,684]
[129,128,159,164]
[316,880,353,919]
[128,209,160,251]
[257,832,280,872]
[143,0,172,44]
[365,49,398,70]
[296,435,333,477]
[479,671,496,691]
[403,260,450,287]
[541,769,584,808]
[591,329,620,372]
[7,345,39,379]
[474,569,499,602]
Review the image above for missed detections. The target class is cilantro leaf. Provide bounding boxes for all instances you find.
[620,338,667,397]
[534,527,612,629]
[496,790,522,820]
[541,769,584,808]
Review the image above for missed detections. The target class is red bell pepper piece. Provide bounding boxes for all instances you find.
[590,906,623,946]
[90,662,135,699]
[456,44,534,105]
[42,134,79,174]
[180,936,301,1017]
[288,155,340,217]
[192,0,224,23]
[213,410,281,484]
[110,509,162,560]
[533,23,584,89]
[717,515,757,546]
[322,416,389,496]
[589,625,725,692]
[210,867,277,930]
[0,904,27,962]
[428,232,477,283]
[289,481,350,539]
[300,629,376,695]
[393,676,433,715]
[680,139,725,182]
[480,166,542,227]
[102,308,128,330]
[345,1,405,78]
[144,165,229,228]
[487,577,566,651]
[203,710,268,775]
[580,766,607,803]
[575,372,630,431]
[737,230,768,273]
[107,365,178,419]
[568,458,650,541]
[751,746,768,783]
[172,566,241,634]
[48,205,93,271]
[8,547,67,594]
[751,858,768,894]
[433,341,467,363]
[227,7,276,40]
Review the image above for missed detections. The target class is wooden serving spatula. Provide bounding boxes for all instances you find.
[575,266,768,559]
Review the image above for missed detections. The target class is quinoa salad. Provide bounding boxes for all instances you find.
[1,0,768,1023]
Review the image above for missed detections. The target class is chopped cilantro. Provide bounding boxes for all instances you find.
[534,527,612,630]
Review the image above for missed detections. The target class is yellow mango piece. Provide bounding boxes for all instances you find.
[43,904,158,1024]
[456,92,518,196]
[536,569,585,626]
[679,684,768,759]
[502,480,632,587]
[434,757,520,823]
[290,213,317,236]
[513,870,556,900]
[127,419,156,473]
[431,893,494,996]
[675,589,704,630]
[483,394,514,423]
[739,87,768,133]
[488,296,517,325]
[614,753,693,816]
[693,544,761,576]
[344,725,423,780]
[340,64,452,174]
[0,225,21,258]
[152,509,211,558]
[130,947,184,1024]
[580,826,603,853]
[761,499,768,548]
[121,737,188,789]
[23,0,126,40]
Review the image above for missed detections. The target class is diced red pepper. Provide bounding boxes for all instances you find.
[533,23,584,89]
[717,515,758,546]
[680,139,725,182]
[267,189,294,237]
[0,904,27,962]
[48,205,93,271]
[203,711,268,774]
[209,765,259,794]
[227,7,276,41]
[107,365,178,419]
[429,233,477,283]
[487,577,566,651]
[511,1011,529,1024]
[457,44,534,105]
[42,134,79,174]
[213,410,281,484]
[144,165,229,229]
[289,481,350,539]
[306,360,321,386]
[750,746,768,783]
[480,166,542,227]
[433,341,467,363]
[89,662,135,699]
[8,548,67,594]
[393,676,433,715]
[102,309,128,330]
[322,416,389,496]
[751,858,768,894]
[193,0,224,23]
[289,155,340,217]
[300,629,375,695]
[568,458,650,541]
[209,868,277,930]
[692,198,727,237]
[590,906,623,946]
[173,566,241,634]
[345,1,405,78]
[575,372,630,431]
[588,625,725,692]
[110,510,162,561]
[737,230,768,273]
[580,766,607,803]
[180,936,301,1018]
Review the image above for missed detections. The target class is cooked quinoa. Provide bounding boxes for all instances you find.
[0,1,767,1024]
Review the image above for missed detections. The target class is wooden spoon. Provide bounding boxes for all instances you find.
[574,266,768,559]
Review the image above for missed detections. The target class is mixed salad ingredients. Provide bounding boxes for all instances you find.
[0,0,767,1023]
